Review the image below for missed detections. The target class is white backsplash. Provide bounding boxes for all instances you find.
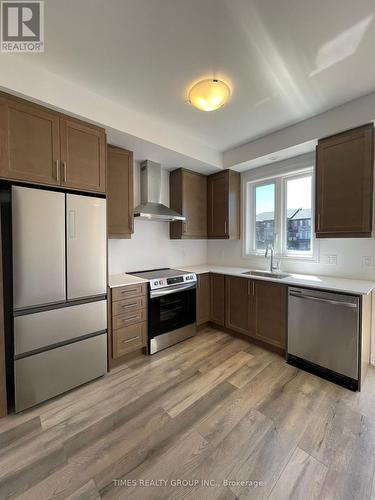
[207,238,375,281]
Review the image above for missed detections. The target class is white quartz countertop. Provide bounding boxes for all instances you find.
[108,273,148,288]
[180,265,375,296]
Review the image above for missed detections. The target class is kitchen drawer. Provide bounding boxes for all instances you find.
[14,300,107,356]
[112,296,146,316]
[15,333,107,412]
[112,308,147,329]
[112,283,147,301]
[113,322,146,358]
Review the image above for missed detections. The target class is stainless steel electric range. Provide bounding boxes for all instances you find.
[129,268,197,354]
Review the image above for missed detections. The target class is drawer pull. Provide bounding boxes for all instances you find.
[122,302,137,309]
[122,288,137,294]
[122,336,139,344]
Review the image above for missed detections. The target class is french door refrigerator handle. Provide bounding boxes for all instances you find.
[68,210,76,239]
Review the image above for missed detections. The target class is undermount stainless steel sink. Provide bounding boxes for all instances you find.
[242,270,291,279]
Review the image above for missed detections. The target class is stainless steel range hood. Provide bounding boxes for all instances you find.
[134,161,185,221]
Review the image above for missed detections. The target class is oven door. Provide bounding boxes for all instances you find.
[149,283,196,339]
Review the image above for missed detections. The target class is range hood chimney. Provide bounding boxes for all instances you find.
[133,161,186,221]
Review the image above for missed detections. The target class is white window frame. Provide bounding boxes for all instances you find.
[243,153,319,262]
[281,170,315,259]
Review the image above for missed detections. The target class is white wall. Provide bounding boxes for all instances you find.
[108,164,207,274]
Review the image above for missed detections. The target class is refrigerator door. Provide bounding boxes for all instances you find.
[12,186,66,310]
[66,194,106,300]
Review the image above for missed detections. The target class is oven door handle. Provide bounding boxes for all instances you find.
[150,282,196,298]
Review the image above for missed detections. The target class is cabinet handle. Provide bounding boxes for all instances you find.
[62,161,67,182]
[122,336,139,344]
[125,314,139,321]
[224,220,227,234]
[317,214,321,230]
[247,281,250,296]
[252,282,255,296]
[121,302,137,308]
[55,160,60,182]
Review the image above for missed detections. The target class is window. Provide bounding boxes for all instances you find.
[245,169,315,260]
[285,175,312,254]
[255,182,275,251]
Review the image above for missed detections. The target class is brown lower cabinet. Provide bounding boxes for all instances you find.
[196,273,210,325]
[202,273,287,350]
[210,273,225,326]
[253,280,287,349]
[109,283,147,367]
[225,275,251,335]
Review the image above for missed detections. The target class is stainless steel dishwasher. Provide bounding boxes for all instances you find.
[287,287,360,390]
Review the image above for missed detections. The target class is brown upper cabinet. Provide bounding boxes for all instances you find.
[0,92,106,193]
[107,145,134,238]
[60,117,106,193]
[315,124,374,238]
[169,168,207,239]
[207,169,240,239]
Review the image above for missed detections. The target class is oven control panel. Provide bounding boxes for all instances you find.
[149,273,197,290]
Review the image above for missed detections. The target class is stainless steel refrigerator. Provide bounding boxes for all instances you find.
[12,186,107,412]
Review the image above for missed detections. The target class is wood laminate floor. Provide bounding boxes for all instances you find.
[1,327,375,500]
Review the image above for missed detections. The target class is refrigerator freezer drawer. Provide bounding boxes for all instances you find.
[15,333,107,412]
[66,194,107,300]
[12,187,66,310]
[14,300,107,356]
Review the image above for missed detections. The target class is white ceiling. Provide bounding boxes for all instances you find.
[15,0,375,152]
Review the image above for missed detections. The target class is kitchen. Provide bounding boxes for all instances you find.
[1,1,375,499]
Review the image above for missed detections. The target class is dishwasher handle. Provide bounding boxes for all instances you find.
[289,291,357,309]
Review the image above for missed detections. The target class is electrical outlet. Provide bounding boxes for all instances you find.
[324,254,337,265]
[362,256,374,268]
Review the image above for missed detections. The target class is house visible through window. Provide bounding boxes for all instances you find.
[255,182,275,251]
[246,169,314,259]
[285,175,312,253]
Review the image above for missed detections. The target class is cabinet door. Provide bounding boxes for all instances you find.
[60,118,106,193]
[207,171,228,238]
[210,273,225,326]
[196,273,210,325]
[0,96,60,185]
[169,169,207,239]
[254,281,287,349]
[107,146,133,237]
[225,276,250,335]
[316,124,373,237]
[183,171,207,237]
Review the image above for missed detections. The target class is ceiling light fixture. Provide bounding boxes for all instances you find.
[188,79,231,111]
